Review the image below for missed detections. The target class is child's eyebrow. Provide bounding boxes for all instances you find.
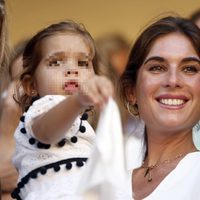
[44,52,66,62]
[45,51,92,62]
[74,52,90,58]
[46,52,92,59]
[47,51,66,58]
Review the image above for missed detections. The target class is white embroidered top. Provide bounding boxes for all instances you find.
[12,95,95,200]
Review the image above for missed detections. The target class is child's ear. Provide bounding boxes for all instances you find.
[22,74,37,96]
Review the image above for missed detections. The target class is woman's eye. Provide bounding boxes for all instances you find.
[183,66,198,74]
[149,65,165,73]
[78,60,89,67]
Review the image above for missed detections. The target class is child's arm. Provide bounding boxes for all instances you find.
[32,75,113,144]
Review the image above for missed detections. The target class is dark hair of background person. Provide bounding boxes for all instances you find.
[189,9,200,23]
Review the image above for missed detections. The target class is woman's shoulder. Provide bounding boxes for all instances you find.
[181,151,200,165]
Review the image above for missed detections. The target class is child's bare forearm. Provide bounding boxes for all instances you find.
[32,94,84,144]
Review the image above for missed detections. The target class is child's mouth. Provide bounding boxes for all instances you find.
[63,80,79,93]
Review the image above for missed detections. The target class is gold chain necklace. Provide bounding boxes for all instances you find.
[142,153,186,182]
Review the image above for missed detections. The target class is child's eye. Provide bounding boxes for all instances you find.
[148,65,165,73]
[183,66,198,74]
[49,59,63,67]
[78,60,89,67]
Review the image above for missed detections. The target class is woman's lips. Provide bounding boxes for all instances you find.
[155,94,189,110]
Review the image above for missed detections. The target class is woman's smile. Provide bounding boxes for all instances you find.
[155,94,189,110]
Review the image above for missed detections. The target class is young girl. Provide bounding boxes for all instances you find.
[11,21,113,200]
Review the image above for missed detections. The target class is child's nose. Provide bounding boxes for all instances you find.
[64,70,79,77]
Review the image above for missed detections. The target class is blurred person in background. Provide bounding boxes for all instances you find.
[95,34,132,132]
[0,0,10,104]
[95,33,129,76]
[189,9,200,28]
[0,0,13,199]
[0,40,26,200]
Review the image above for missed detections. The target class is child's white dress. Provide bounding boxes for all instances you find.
[12,95,95,200]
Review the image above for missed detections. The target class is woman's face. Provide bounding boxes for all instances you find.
[134,32,200,133]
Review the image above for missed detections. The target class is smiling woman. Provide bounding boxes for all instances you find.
[119,16,200,200]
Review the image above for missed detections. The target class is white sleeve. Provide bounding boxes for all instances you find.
[24,95,66,138]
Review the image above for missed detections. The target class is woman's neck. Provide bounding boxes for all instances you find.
[144,128,196,166]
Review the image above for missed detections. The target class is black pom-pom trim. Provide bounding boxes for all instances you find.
[29,138,36,145]
[70,136,78,143]
[66,163,72,170]
[76,160,84,167]
[20,116,25,122]
[17,182,24,189]
[57,138,66,147]
[40,167,47,175]
[37,142,51,149]
[30,173,37,179]
[21,176,29,184]
[11,157,88,199]
[79,125,86,133]
[11,188,21,200]
[54,165,61,172]
[20,128,26,134]
[81,113,88,120]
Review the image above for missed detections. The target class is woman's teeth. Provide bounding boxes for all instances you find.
[159,99,185,106]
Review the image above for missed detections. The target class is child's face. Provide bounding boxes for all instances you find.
[34,33,94,96]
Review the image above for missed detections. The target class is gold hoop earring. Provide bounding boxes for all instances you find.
[126,101,139,117]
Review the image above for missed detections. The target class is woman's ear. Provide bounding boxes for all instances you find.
[22,74,37,97]
[126,86,139,116]
[127,86,137,104]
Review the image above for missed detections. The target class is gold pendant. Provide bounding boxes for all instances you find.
[144,167,153,182]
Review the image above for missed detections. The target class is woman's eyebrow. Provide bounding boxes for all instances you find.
[143,56,165,65]
[181,57,200,64]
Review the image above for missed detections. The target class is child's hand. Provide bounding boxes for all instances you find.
[77,75,114,110]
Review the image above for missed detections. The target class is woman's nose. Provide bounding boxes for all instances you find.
[164,71,183,88]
